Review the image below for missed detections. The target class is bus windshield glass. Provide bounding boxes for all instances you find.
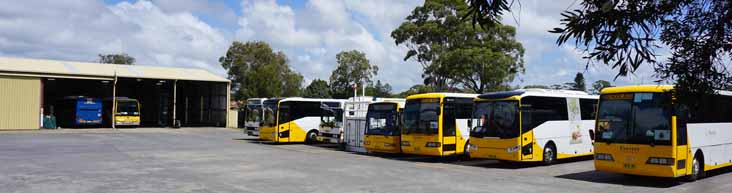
[471,101,519,139]
[320,104,343,128]
[263,100,279,127]
[117,101,139,115]
[245,105,262,122]
[366,103,399,136]
[596,93,672,145]
[403,99,440,134]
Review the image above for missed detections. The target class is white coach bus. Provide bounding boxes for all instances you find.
[467,89,599,165]
[259,98,346,143]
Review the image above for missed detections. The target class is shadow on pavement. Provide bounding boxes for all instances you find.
[555,170,681,188]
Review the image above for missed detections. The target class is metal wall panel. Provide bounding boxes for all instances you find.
[0,76,40,130]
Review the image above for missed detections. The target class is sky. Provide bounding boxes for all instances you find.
[0,0,659,92]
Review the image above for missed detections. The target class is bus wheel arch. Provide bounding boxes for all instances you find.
[542,141,557,165]
[306,130,318,144]
[688,150,705,181]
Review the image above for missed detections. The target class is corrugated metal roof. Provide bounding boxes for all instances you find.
[0,57,229,82]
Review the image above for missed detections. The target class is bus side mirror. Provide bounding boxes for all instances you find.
[589,129,595,141]
[468,119,473,128]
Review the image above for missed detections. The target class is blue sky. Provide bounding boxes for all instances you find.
[0,0,658,92]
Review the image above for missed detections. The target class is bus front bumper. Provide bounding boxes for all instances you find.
[364,135,401,154]
[317,132,341,143]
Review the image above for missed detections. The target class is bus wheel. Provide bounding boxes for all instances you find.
[306,131,318,144]
[687,154,704,181]
[542,144,556,165]
[463,141,470,159]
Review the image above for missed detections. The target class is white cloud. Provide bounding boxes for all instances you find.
[0,0,228,74]
[234,0,424,91]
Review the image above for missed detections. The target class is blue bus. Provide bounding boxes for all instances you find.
[56,96,103,128]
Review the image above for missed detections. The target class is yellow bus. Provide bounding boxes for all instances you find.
[259,98,346,143]
[104,97,141,127]
[594,85,732,181]
[364,101,405,154]
[467,89,598,165]
[400,93,478,157]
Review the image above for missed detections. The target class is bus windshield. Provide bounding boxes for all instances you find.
[245,105,262,122]
[366,103,399,136]
[263,101,279,127]
[471,101,519,139]
[117,101,139,115]
[403,99,440,134]
[596,93,672,145]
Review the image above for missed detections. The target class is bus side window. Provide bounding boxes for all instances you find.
[579,99,598,120]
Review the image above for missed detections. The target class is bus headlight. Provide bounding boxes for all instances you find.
[401,141,411,146]
[506,145,520,153]
[646,157,674,165]
[383,143,393,147]
[363,141,370,145]
[595,153,614,161]
[425,142,441,148]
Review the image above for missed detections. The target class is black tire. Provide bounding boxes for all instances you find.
[687,154,704,181]
[463,140,471,159]
[305,131,318,144]
[542,143,557,165]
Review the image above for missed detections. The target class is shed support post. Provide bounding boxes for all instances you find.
[172,80,177,127]
[112,72,117,129]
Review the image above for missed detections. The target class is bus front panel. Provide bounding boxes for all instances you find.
[594,92,681,177]
[364,103,401,153]
[468,100,524,161]
[401,98,443,156]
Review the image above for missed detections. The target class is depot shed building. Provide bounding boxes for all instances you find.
[0,57,231,130]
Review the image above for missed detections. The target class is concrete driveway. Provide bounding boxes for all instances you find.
[1,128,730,193]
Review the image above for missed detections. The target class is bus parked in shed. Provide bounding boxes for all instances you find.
[364,100,405,154]
[594,85,732,181]
[244,98,266,136]
[400,93,478,157]
[56,96,103,128]
[467,89,598,165]
[259,98,347,143]
[103,97,141,127]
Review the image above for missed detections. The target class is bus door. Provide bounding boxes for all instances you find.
[442,99,457,155]
[519,101,534,161]
[675,105,690,175]
[278,104,291,142]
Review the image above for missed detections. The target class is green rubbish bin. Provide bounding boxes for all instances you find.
[42,115,57,129]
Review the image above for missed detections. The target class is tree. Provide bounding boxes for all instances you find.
[465,0,732,107]
[396,84,435,98]
[98,53,135,65]
[563,72,586,91]
[591,80,613,95]
[329,50,379,99]
[392,0,524,93]
[219,41,303,100]
[303,79,331,98]
[365,80,393,97]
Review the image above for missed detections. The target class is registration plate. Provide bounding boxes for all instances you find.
[623,163,635,169]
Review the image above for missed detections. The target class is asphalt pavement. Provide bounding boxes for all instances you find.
[1,127,730,193]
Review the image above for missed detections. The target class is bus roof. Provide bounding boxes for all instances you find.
[601,85,732,97]
[406,93,479,100]
[370,101,406,107]
[279,97,348,103]
[478,89,597,101]
[601,85,674,94]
